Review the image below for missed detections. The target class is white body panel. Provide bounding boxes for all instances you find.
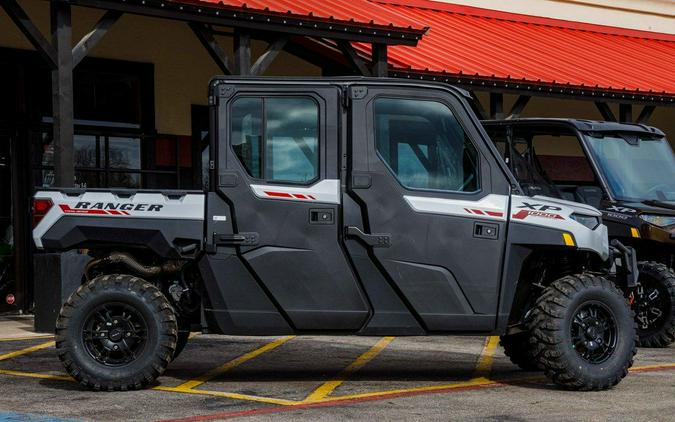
[404,194,509,221]
[32,191,205,248]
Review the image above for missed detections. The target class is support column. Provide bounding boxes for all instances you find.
[50,1,74,187]
[372,43,388,77]
[619,103,633,123]
[490,92,504,120]
[234,30,251,75]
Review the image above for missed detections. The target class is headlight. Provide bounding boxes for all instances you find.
[570,213,600,230]
[640,214,675,229]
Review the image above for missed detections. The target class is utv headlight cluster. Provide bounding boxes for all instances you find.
[570,213,600,230]
[640,214,675,230]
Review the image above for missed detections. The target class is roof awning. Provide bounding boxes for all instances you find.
[360,0,675,104]
[66,0,428,45]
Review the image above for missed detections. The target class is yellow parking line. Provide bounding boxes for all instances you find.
[473,336,499,379]
[304,336,394,403]
[0,335,54,342]
[0,341,55,362]
[174,335,295,390]
[0,369,72,382]
[188,332,201,339]
[154,386,299,406]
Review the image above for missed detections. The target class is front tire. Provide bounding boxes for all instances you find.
[634,262,675,348]
[528,274,636,391]
[56,274,177,391]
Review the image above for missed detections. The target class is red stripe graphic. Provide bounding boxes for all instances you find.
[264,191,316,200]
[59,204,130,216]
[465,208,504,218]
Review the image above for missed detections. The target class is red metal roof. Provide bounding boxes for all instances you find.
[364,0,675,98]
[174,0,428,31]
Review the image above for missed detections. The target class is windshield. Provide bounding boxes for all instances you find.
[585,133,675,201]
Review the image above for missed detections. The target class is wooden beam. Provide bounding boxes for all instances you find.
[250,36,288,76]
[490,92,504,119]
[469,91,488,120]
[595,102,617,121]
[234,30,251,75]
[189,23,232,75]
[636,105,656,124]
[619,103,633,123]
[51,1,75,187]
[72,10,122,67]
[336,40,371,76]
[507,95,531,119]
[371,43,388,77]
[2,0,57,68]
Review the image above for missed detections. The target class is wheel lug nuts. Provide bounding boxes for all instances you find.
[126,332,131,337]
[113,345,119,350]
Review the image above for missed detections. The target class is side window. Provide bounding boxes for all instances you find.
[374,98,479,192]
[231,97,319,184]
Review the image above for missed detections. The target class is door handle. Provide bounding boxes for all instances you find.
[345,226,391,248]
[473,222,499,240]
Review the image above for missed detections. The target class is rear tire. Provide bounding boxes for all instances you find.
[500,332,539,371]
[529,274,636,391]
[56,274,177,391]
[634,262,675,348]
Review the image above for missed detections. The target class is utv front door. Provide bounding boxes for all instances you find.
[346,86,510,331]
[214,84,369,331]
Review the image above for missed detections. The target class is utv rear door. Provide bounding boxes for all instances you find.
[346,85,511,331]
[211,82,369,331]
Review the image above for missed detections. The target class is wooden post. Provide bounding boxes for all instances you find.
[234,30,251,75]
[51,1,75,187]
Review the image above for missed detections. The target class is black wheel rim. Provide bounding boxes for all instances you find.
[570,301,618,364]
[82,302,148,367]
[633,277,670,336]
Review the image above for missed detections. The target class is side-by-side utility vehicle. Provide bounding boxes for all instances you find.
[33,78,638,392]
[483,119,675,349]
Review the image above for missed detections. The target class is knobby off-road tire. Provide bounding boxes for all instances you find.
[635,262,675,348]
[56,274,177,391]
[528,274,636,391]
[500,332,539,371]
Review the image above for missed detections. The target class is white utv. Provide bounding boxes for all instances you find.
[33,78,638,391]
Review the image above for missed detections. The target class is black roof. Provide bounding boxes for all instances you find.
[482,118,665,137]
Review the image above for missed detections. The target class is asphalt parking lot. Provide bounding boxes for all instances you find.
[0,319,674,421]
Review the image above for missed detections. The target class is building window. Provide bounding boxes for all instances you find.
[34,133,193,189]
[373,98,479,193]
[231,97,319,184]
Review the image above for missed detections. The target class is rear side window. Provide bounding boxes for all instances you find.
[231,97,319,184]
[373,98,479,193]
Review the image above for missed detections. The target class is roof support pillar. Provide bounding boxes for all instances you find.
[250,35,288,76]
[469,91,488,120]
[507,95,531,119]
[337,40,371,76]
[51,0,75,187]
[189,23,232,75]
[490,92,504,120]
[371,43,388,77]
[2,0,57,69]
[595,102,617,122]
[72,10,122,68]
[234,30,251,75]
[619,103,633,123]
[637,105,656,124]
